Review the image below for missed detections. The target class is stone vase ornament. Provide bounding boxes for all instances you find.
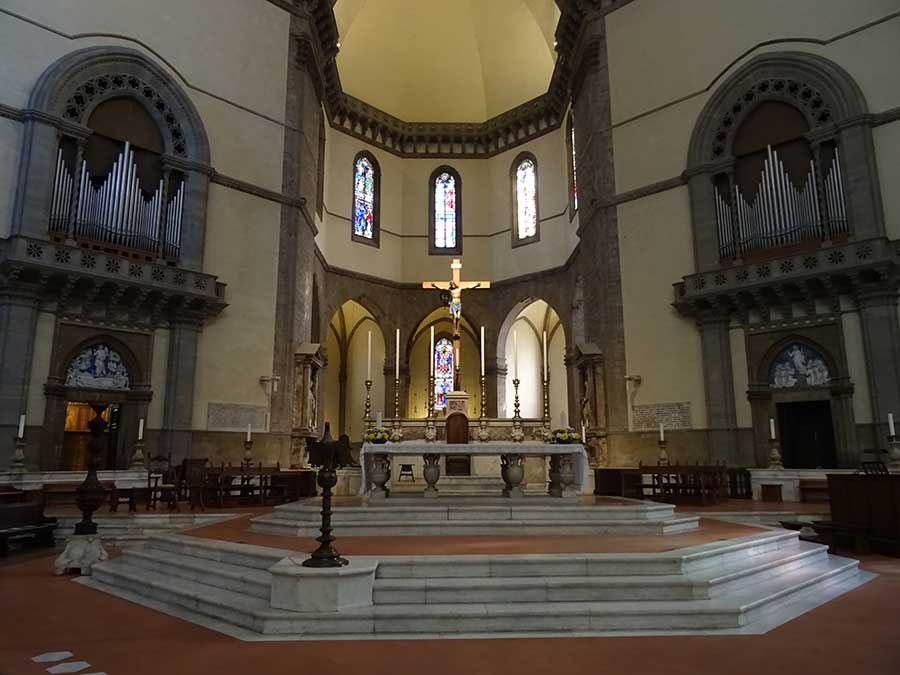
[548,454,576,498]
[369,454,391,499]
[424,418,437,442]
[423,453,440,497]
[501,454,524,498]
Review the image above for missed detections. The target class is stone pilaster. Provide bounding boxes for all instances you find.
[269,10,325,435]
[161,315,202,462]
[570,14,628,434]
[697,313,738,461]
[856,285,900,441]
[0,286,40,468]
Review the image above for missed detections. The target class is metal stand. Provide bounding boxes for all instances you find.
[129,440,146,470]
[539,377,552,441]
[657,439,669,466]
[303,426,349,568]
[243,440,254,465]
[512,378,521,419]
[364,379,373,430]
[477,375,490,442]
[427,375,435,418]
[391,377,403,442]
[511,378,524,442]
[10,436,26,471]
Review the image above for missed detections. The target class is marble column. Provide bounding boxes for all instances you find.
[161,315,202,462]
[0,287,40,468]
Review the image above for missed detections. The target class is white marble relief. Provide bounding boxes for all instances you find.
[65,344,130,390]
[769,343,830,388]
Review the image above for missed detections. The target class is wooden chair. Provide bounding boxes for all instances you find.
[147,453,178,511]
[180,458,211,511]
[398,464,415,482]
[861,461,890,475]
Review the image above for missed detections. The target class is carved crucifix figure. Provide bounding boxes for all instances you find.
[422,258,490,389]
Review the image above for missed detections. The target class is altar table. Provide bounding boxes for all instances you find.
[359,441,588,498]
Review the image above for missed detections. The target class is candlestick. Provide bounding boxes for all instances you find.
[427,375,435,418]
[364,379,373,429]
[581,422,586,441]
[769,417,776,440]
[10,435,26,471]
[17,414,25,439]
[480,375,487,419]
[888,434,900,472]
[480,326,485,377]
[430,326,435,376]
[394,329,400,381]
[243,439,254,465]
[542,377,550,421]
[376,411,382,428]
[246,423,252,442]
[768,438,783,469]
[513,329,519,380]
[657,439,669,466]
[130,439,146,470]
[138,418,144,442]
[542,330,548,382]
[659,423,664,442]
[512,378,521,419]
[366,330,372,380]
[889,413,896,437]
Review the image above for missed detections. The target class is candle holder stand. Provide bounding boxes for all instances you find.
[10,436,26,472]
[657,439,669,466]
[390,378,403,441]
[364,379,373,430]
[512,379,522,419]
[129,440,146,470]
[243,440,254,465]
[767,439,783,469]
[538,378,553,442]
[427,375,435,419]
[888,435,900,472]
[510,378,524,442]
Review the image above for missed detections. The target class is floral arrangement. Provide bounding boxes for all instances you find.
[365,427,390,444]
[549,427,581,444]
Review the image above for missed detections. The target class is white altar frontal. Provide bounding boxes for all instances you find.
[360,441,588,499]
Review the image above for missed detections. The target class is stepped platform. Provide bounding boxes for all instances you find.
[250,496,700,537]
[83,526,872,640]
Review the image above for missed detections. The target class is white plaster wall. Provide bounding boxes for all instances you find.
[345,323,385,441]
[617,188,707,428]
[24,311,56,424]
[874,122,900,240]
[147,328,169,430]
[548,326,568,427]
[841,310,873,424]
[505,320,542,419]
[319,126,576,283]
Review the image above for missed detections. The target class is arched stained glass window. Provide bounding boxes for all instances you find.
[433,337,455,409]
[512,153,538,244]
[352,151,380,245]
[429,166,462,255]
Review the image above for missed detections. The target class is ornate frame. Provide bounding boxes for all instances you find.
[511,151,541,248]
[428,165,463,256]
[350,150,381,248]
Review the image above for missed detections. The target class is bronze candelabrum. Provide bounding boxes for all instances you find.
[364,379,373,429]
[512,378,522,419]
[393,377,401,419]
[303,424,349,568]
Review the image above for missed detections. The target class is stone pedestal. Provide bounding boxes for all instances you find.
[53,535,108,576]
[444,391,470,417]
[269,556,378,612]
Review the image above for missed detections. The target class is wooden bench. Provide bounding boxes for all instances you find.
[41,481,137,512]
[798,479,829,503]
[0,501,57,556]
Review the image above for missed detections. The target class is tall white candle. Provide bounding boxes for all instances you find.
[889,413,896,437]
[659,423,664,442]
[366,330,372,380]
[246,423,252,442]
[430,326,435,376]
[513,329,519,380]
[138,418,145,441]
[394,329,400,380]
[376,412,382,427]
[560,411,567,429]
[456,346,460,369]
[17,414,25,439]
[769,418,776,440]
[581,422,586,440]
[480,326,485,377]
[542,331,548,382]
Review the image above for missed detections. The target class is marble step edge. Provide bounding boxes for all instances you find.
[371,544,829,604]
[88,555,864,637]
[273,502,675,516]
[149,534,290,570]
[122,548,272,599]
[262,509,676,524]
[252,515,698,529]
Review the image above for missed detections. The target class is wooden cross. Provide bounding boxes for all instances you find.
[422,259,490,390]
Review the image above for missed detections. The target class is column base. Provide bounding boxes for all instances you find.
[54,534,109,576]
[269,557,377,612]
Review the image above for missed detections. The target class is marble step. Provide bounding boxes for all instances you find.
[87,553,863,637]
[251,515,700,537]
[268,502,679,522]
[122,547,272,599]
[372,541,828,604]
[149,533,288,571]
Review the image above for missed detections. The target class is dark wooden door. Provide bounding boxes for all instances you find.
[445,455,471,476]
[777,400,836,468]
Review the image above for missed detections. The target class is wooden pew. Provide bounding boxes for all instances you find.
[814,474,900,556]
[0,501,57,556]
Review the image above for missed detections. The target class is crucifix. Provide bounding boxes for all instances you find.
[422,258,490,390]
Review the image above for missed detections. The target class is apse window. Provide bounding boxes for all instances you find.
[433,337,455,410]
[352,151,380,246]
[512,153,539,246]
[429,166,462,255]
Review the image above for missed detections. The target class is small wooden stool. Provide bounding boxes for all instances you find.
[398,464,415,482]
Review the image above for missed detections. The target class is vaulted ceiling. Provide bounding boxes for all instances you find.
[333,0,560,123]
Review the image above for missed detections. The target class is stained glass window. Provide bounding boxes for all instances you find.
[570,118,578,211]
[433,172,457,249]
[353,155,377,240]
[515,157,537,239]
[433,337,454,409]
